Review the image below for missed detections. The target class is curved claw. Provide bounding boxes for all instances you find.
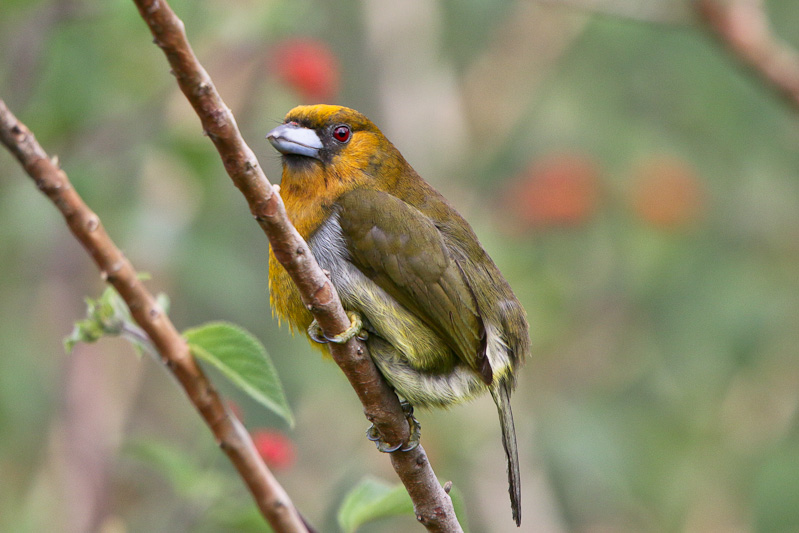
[382,441,405,453]
[365,401,422,453]
[400,401,422,452]
[307,312,363,344]
[307,319,327,344]
[366,424,404,452]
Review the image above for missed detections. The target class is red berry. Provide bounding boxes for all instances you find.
[503,152,600,230]
[273,38,340,101]
[252,429,296,470]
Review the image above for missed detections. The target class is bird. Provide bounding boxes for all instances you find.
[266,104,530,526]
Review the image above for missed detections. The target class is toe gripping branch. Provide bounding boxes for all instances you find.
[367,401,422,453]
[307,312,419,452]
[307,311,367,344]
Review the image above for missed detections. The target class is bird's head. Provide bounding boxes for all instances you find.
[266,105,407,195]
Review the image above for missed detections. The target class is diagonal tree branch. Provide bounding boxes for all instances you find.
[129,0,461,530]
[0,99,309,533]
[698,0,799,110]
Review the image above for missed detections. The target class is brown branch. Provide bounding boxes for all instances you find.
[698,0,799,110]
[0,99,310,533]
[129,0,462,530]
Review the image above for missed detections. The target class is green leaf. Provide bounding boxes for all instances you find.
[64,288,123,353]
[184,322,293,427]
[337,476,470,532]
[337,477,414,532]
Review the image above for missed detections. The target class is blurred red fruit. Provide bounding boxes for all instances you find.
[273,38,340,101]
[252,429,296,470]
[502,152,600,230]
[630,156,705,229]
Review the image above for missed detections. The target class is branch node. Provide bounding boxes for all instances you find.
[208,108,228,131]
[196,81,212,95]
[86,215,100,232]
[95,262,119,283]
[145,0,160,15]
[271,499,287,511]
[310,280,335,307]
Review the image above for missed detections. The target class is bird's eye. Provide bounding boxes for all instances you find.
[332,125,351,143]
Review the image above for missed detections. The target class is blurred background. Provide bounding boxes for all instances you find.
[3,0,799,531]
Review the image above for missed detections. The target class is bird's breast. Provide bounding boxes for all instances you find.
[268,178,339,331]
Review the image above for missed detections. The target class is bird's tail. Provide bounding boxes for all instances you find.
[491,378,521,527]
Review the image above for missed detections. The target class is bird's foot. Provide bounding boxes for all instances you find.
[307,311,366,344]
[366,401,421,452]
[402,401,422,451]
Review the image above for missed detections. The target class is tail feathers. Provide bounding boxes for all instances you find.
[491,379,521,526]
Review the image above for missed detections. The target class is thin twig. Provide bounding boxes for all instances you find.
[129,0,462,530]
[698,0,799,110]
[119,321,158,355]
[0,99,310,533]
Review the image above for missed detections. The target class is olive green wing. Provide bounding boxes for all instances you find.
[335,188,492,383]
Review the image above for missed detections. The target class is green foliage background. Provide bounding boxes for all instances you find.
[2,0,799,531]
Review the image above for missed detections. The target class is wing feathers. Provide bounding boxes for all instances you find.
[336,189,488,376]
